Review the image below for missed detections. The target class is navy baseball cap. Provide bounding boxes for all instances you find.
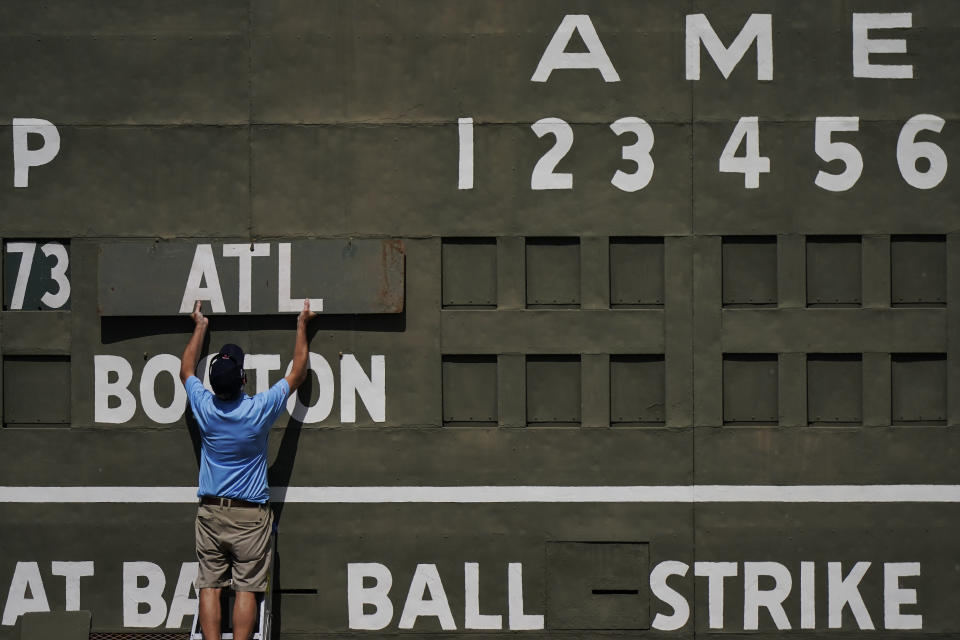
[210,344,245,397]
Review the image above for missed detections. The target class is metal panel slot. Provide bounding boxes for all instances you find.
[722,354,778,425]
[891,235,946,307]
[442,237,497,308]
[546,541,650,630]
[609,237,664,307]
[442,355,497,425]
[807,354,862,425]
[3,356,70,425]
[526,238,580,308]
[892,353,947,425]
[722,236,777,306]
[806,235,861,307]
[610,355,665,425]
[526,355,580,425]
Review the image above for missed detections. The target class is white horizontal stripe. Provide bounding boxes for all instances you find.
[1,485,959,504]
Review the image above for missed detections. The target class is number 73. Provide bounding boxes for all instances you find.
[5,242,70,310]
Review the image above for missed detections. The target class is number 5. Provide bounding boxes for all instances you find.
[814,117,863,192]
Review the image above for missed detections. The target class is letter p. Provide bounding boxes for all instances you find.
[13,118,61,187]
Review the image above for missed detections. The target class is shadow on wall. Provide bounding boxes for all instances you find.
[99,312,406,344]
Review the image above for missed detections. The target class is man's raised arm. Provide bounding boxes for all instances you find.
[284,299,318,393]
[180,300,209,384]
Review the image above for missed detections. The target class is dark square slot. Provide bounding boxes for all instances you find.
[722,354,778,425]
[526,238,580,308]
[722,236,777,306]
[807,354,862,425]
[891,235,946,307]
[891,354,946,425]
[806,236,861,307]
[610,355,665,425]
[442,238,497,308]
[609,238,664,307]
[442,355,497,425]
[527,355,581,425]
[3,356,70,425]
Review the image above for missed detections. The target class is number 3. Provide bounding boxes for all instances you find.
[610,117,654,192]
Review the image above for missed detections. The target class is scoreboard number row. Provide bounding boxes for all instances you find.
[457,114,948,192]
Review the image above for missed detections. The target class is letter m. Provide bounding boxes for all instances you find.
[686,14,772,80]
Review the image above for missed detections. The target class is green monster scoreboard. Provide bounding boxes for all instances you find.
[0,1,958,638]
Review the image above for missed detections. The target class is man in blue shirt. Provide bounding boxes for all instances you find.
[180,299,316,640]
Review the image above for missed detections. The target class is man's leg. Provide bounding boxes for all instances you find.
[232,591,259,640]
[199,587,222,640]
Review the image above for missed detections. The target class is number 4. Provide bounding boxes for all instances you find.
[719,116,770,189]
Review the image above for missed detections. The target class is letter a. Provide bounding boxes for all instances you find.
[179,244,226,313]
[531,15,620,82]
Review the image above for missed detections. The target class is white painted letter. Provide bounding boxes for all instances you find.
[852,13,913,79]
[166,563,199,629]
[179,244,225,314]
[800,561,815,629]
[531,15,620,82]
[245,354,281,394]
[223,243,270,313]
[465,563,502,630]
[277,243,323,313]
[508,563,543,630]
[744,561,792,630]
[2,562,50,626]
[285,353,335,423]
[140,354,187,424]
[12,118,60,188]
[51,561,94,612]
[95,355,136,424]
[341,354,386,423]
[694,561,737,629]
[828,562,874,629]
[347,563,393,630]
[686,14,773,80]
[650,561,690,631]
[884,562,921,630]
[399,564,456,630]
[123,562,167,628]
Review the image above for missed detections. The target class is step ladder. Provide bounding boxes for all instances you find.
[190,531,274,640]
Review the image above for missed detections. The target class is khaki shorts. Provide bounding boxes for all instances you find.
[195,501,273,591]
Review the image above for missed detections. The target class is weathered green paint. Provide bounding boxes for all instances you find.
[0,0,958,638]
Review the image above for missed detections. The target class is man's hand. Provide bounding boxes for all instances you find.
[181,301,209,384]
[297,299,318,327]
[191,300,209,331]
[286,299,318,393]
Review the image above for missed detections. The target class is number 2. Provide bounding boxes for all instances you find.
[531,118,574,190]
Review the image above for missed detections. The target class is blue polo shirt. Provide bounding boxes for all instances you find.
[185,375,290,503]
